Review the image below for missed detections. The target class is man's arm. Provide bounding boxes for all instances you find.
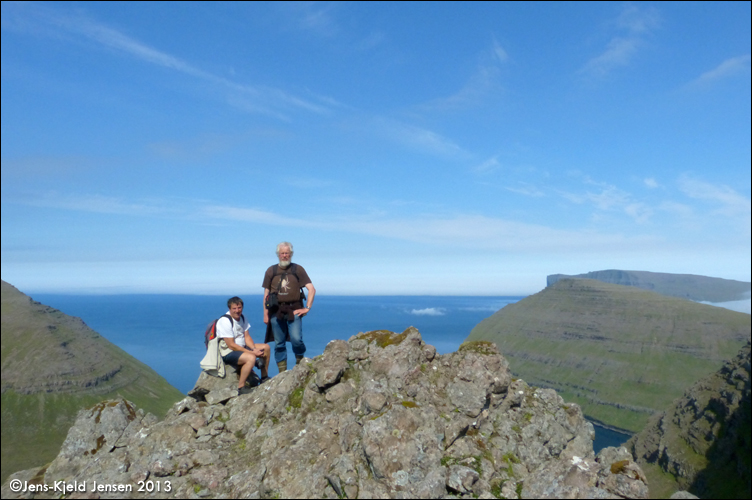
[304,283,315,310]
[263,288,270,324]
[243,329,264,356]
[295,283,316,317]
[222,335,250,353]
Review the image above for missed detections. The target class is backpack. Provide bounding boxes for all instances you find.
[204,313,243,349]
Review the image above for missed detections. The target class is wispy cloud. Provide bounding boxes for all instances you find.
[691,54,751,86]
[9,192,660,254]
[279,1,340,37]
[580,4,659,79]
[422,40,508,111]
[4,3,329,118]
[19,193,180,217]
[678,176,751,218]
[644,178,659,189]
[409,308,445,316]
[375,119,469,160]
[473,156,501,174]
[563,177,653,223]
[492,38,510,63]
[505,183,545,198]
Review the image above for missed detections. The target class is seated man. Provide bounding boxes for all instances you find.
[217,296,270,394]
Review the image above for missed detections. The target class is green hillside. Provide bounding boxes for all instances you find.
[1,280,184,483]
[466,279,751,433]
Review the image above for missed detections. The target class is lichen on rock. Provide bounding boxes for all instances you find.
[1,327,651,499]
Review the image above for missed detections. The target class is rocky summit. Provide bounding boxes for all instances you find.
[2,328,653,499]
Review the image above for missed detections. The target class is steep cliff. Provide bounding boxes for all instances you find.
[466,279,751,433]
[2,329,654,499]
[547,270,750,303]
[0,280,183,483]
[626,342,751,499]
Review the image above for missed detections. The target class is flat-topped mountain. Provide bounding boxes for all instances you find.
[547,269,750,303]
[466,278,751,433]
[0,280,183,483]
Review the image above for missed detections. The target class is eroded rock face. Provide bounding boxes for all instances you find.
[1,328,649,499]
[626,342,751,499]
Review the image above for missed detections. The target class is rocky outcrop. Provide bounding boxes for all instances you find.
[1,328,650,499]
[626,342,751,499]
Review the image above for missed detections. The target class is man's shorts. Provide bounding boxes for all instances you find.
[222,350,264,369]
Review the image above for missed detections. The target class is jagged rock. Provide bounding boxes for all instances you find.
[187,364,260,403]
[2,329,651,499]
[669,491,699,499]
[626,342,751,499]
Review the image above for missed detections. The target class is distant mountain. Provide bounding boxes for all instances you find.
[0,280,183,483]
[466,278,751,433]
[547,270,751,303]
[626,342,751,499]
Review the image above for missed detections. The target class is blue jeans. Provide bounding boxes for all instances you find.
[270,314,305,363]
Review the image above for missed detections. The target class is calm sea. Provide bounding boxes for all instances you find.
[33,293,630,452]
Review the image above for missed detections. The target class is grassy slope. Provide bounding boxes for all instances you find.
[467,279,750,433]
[1,281,184,482]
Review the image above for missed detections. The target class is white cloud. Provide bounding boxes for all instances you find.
[492,39,509,63]
[644,178,659,189]
[376,119,469,159]
[5,3,329,118]
[421,40,507,111]
[580,5,659,79]
[409,308,445,316]
[678,176,751,218]
[692,54,751,86]
[473,156,501,174]
[505,183,545,198]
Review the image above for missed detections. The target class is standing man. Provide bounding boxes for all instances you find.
[217,296,271,394]
[263,242,316,372]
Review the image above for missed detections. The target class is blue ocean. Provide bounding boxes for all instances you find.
[33,293,630,452]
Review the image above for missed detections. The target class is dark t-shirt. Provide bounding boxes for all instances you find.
[262,263,312,303]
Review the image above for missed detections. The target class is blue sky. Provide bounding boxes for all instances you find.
[2,1,750,296]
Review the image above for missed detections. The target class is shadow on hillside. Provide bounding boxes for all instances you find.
[689,384,751,499]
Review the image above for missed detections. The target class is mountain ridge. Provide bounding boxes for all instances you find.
[466,278,751,433]
[547,269,751,303]
[0,280,184,483]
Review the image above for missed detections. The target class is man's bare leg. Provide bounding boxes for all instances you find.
[237,353,256,388]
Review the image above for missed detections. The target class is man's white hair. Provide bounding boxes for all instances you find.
[276,242,294,256]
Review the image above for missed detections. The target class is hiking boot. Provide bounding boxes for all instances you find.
[295,354,304,365]
[238,386,253,396]
[260,375,270,384]
[277,360,287,372]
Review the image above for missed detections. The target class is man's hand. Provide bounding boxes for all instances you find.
[263,310,269,324]
[293,307,310,318]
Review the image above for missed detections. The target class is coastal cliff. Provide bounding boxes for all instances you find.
[2,329,653,499]
[626,342,751,499]
[466,278,751,433]
[546,270,751,303]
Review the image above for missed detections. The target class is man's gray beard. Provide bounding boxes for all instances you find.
[278,260,291,268]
